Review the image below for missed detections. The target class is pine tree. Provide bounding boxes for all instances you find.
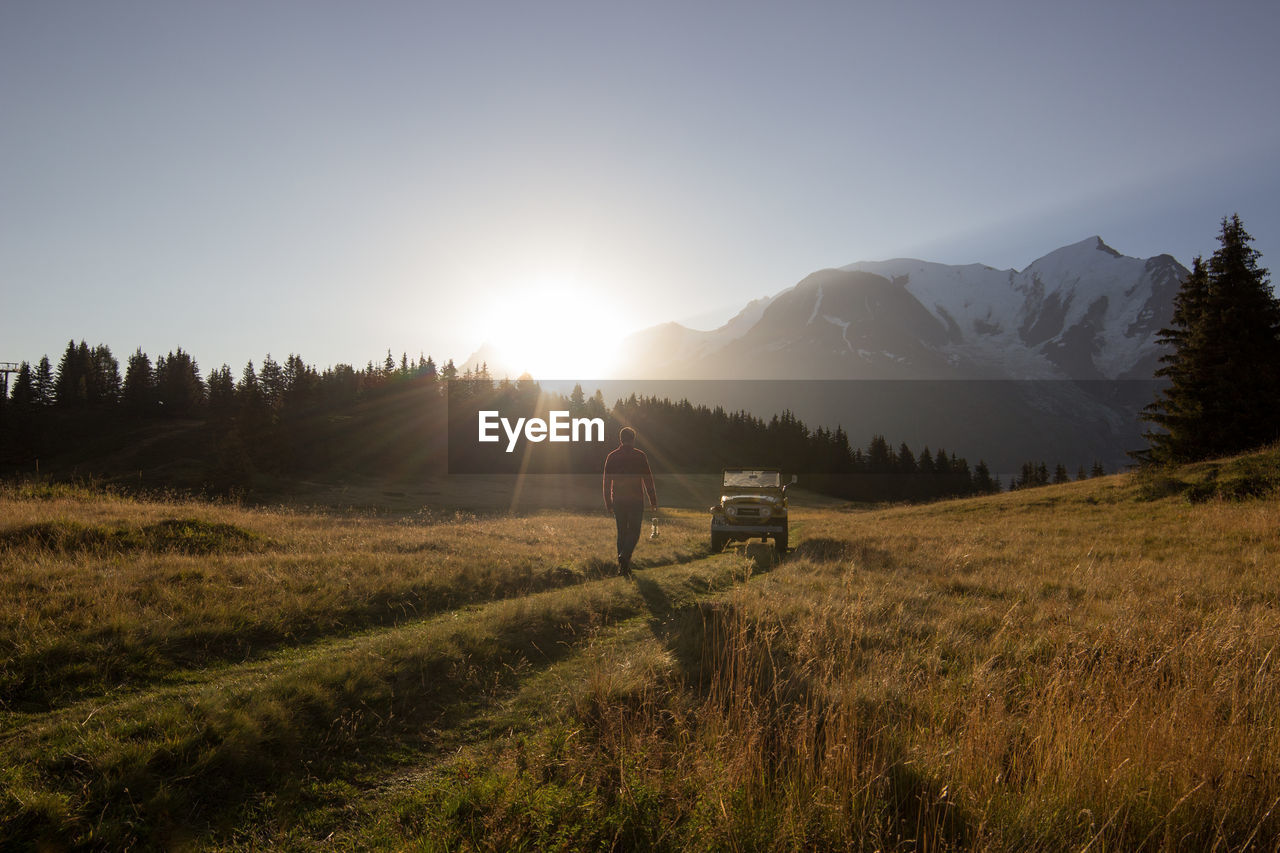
[896,442,917,474]
[259,354,285,409]
[91,344,120,404]
[9,362,35,407]
[1014,462,1035,490]
[122,349,156,416]
[587,389,607,419]
[155,349,204,417]
[831,426,855,473]
[281,354,316,412]
[867,435,893,473]
[54,340,88,407]
[237,361,265,420]
[207,364,236,421]
[1143,215,1280,462]
[973,460,996,493]
[34,357,54,406]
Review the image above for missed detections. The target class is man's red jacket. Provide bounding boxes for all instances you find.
[602,444,657,510]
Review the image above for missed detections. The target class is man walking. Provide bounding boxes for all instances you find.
[602,426,658,576]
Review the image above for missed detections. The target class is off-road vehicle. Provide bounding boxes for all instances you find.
[710,468,795,554]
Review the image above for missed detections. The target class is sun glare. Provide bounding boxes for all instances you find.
[484,279,624,380]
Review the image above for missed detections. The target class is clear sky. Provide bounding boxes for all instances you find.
[3,0,1278,378]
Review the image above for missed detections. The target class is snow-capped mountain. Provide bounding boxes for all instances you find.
[618,237,1188,381]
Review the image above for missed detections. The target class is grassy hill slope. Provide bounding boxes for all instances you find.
[2,449,1279,849]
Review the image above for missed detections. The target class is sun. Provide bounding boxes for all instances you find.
[483,278,623,380]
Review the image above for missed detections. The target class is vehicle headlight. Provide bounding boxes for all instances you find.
[756,504,772,518]
[725,505,738,518]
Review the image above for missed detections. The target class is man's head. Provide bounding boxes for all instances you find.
[619,427,636,446]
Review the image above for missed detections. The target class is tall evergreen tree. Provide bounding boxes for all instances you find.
[154,349,204,416]
[207,364,236,421]
[237,361,265,421]
[587,389,607,419]
[866,434,893,473]
[34,357,54,406]
[281,354,317,412]
[9,362,35,407]
[122,349,156,416]
[568,383,586,415]
[54,340,89,407]
[1143,214,1280,462]
[91,344,121,404]
[896,442,917,474]
[259,354,285,409]
[51,340,117,407]
[973,460,996,493]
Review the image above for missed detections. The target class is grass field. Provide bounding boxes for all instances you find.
[2,451,1279,850]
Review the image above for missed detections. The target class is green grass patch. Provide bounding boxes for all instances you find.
[0,517,268,554]
[1134,444,1280,502]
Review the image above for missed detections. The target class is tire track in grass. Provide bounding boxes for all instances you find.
[2,550,623,714]
[2,513,713,714]
[1,546,770,849]
[286,544,788,847]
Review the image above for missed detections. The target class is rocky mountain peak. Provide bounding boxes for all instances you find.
[619,238,1189,382]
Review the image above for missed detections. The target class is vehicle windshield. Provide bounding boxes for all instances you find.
[723,470,782,488]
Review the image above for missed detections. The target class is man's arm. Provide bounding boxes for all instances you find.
[602,461,613,513]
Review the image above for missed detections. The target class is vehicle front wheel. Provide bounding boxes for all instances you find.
[710,532,727,553]
[774,530,788,555]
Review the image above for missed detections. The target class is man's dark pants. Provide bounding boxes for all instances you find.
[613,502,644,570]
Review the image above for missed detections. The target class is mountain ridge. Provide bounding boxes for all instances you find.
[617,236,1188,381]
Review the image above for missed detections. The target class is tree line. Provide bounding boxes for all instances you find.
[0,338,1107,501]
[2,341,461,418]
[2,344,1110,503]
[1,344,1033,501]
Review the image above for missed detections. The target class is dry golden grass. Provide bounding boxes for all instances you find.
[491,475,1279,850]
[358,469,1280,851]
[3,457,1279,850]
[0,481,707,710]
